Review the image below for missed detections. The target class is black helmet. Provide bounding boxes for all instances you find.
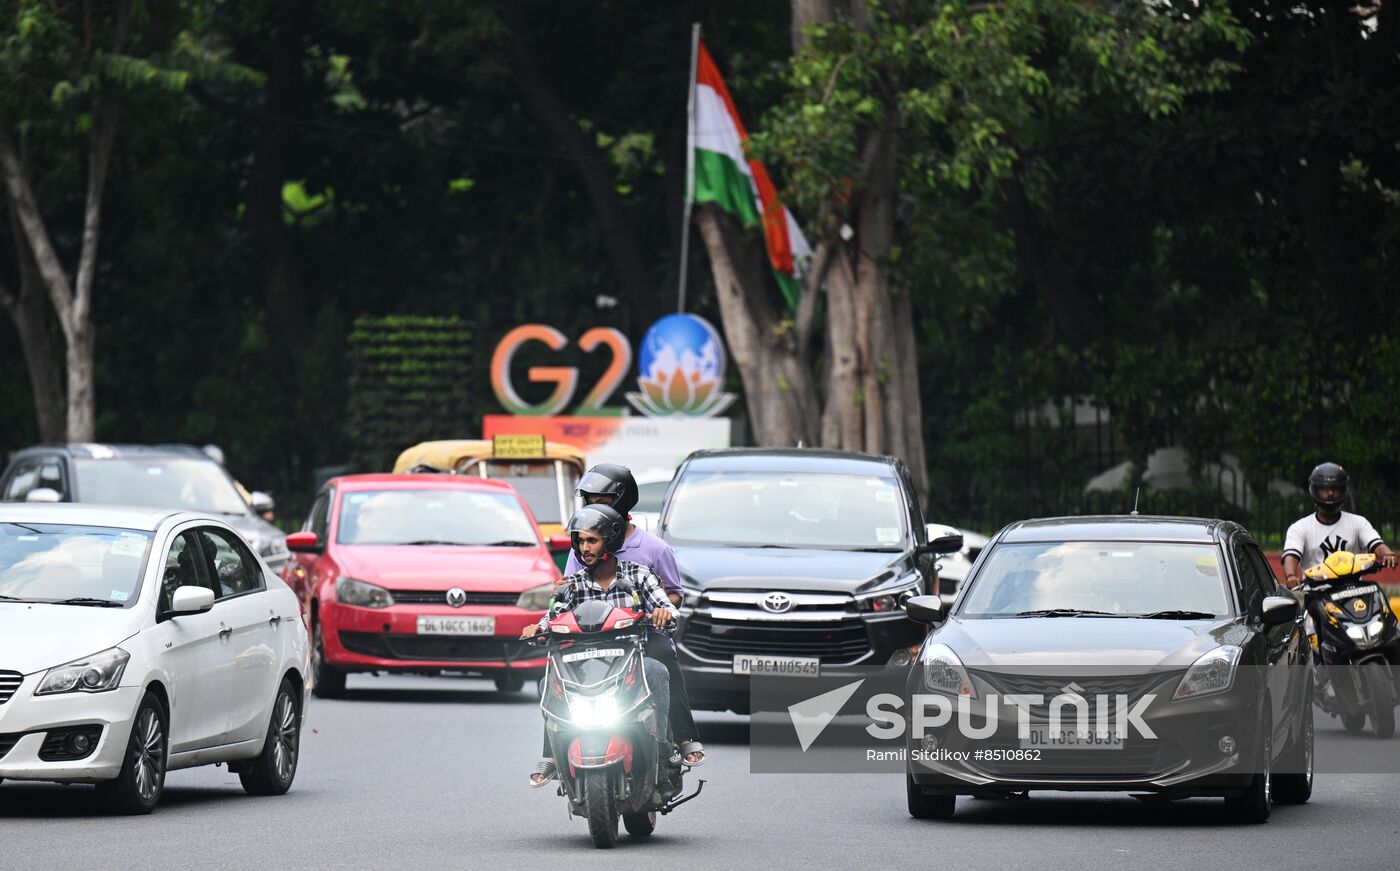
[1308,462,1349,515]
[567,503,627,562]
[576,463,639,517]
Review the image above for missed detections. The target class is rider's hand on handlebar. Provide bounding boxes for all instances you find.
[649,609,674,629]
[1380,551,1398,570]
[520,624,543,640]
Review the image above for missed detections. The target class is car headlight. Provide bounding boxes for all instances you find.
[856,578,920,613]
[567,688,620,727]
[336,577,394,609]
[682,590,701,609]
[921,642,976,698]
[516,583,554,611]
[1173,645,1242,700]
[36,647,130,696]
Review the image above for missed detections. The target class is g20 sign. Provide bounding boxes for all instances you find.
[490,314,736,419]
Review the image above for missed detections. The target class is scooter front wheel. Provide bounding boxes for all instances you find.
[584,769,619,849]
[1364,662,1396,738]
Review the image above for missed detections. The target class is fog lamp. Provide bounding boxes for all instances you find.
[1218,735,1237,755]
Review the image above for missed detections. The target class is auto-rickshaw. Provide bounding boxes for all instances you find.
[392,437,584,570]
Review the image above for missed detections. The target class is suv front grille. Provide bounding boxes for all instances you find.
[388,590,521,606]
[680,615,871,664]
[339,631,532,663]
[0,671,21,704]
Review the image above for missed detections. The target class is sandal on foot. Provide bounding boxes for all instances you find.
[679,740,706,766]
[529,759,557,787]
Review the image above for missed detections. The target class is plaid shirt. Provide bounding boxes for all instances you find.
[541,559,677,628]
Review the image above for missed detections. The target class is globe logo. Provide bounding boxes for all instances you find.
[625,313,736,418]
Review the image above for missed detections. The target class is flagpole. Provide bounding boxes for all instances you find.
[677,22,701,313]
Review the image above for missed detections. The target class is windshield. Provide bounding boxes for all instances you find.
[478,460,569,524]
[635,480,670,513]
[959,541,1232,618]
[74,458,249,515]
[663,470,907,549]
[0,523,152,606]
[336,489,539,546]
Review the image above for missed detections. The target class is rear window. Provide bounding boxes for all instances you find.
[959,541,1231,618]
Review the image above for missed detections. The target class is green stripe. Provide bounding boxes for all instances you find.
[774,270,802,309]
[694,147,760,227]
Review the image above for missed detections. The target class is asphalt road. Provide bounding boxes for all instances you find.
[4,674,1399,870]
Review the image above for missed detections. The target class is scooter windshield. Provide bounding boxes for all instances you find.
[572,599,615,632]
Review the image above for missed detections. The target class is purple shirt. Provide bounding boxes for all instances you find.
[564,526,683,594]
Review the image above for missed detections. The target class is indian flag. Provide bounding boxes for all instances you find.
[690,40,812,308]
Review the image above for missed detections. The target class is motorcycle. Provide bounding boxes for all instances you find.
[1303,550,1400,737]
[528,598,704,848]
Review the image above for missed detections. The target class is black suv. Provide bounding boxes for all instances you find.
[659,448,961,713]
[1,443,289,571]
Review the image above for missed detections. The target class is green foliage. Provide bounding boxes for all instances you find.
[346,316,473,474]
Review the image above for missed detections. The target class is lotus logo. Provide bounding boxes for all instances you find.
[625,313,736,418]
[760,592,794,614]
[446,587,467,608]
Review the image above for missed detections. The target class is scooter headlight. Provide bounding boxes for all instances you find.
[1345,618,1386,648]
[567,688,621,727]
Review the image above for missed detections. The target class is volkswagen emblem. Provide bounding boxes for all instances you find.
[760,592,794,614]
[446,587,468,608]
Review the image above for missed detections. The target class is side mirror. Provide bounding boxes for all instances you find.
[919,524,964,556]
[547,534,572,551]
[169,585,215,616]
[250,491,275,515]
[904,594,944,624]
[286,531,322,553]
[25,487,61,503]
[1261,595,1299,625]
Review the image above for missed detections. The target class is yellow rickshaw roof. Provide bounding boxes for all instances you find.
[392,439,586,473]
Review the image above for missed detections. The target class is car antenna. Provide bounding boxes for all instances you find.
[1130,487,1141,516]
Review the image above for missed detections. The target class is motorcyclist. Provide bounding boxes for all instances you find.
[561,463,705,766]
[1282,462,1396,589]
[522,504,675,786]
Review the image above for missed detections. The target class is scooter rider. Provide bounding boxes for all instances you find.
[522,504,675,787]
[1282,462,1397,589]
[562,463,705,766]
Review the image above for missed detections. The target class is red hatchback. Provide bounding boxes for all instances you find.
[282,474,563,697]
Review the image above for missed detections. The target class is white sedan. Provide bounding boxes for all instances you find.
[0,504,309,813]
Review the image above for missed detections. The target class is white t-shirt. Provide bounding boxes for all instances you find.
[1283,511,1385,571]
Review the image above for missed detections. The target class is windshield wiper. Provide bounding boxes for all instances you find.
[49,597,125,607]
[1134,609,1218,620]
[481,540,536,548]
[1010,608,1120,618]
[401,539,469,546]
[0,594,30,602]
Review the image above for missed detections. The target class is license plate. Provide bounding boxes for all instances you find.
[417,615,495,636]
[1022,727,1124,750]
[732,654,820,678]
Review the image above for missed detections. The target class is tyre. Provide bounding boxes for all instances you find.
[1273,700,1313,805]
[1225,711,1271,823]
[1364,661,1395,738]
[1342,710,1367,733]
[312,618,346,699]
[97,692,167,815]
[494,672,525,694]
[623,811,657,837]
[906,771,956,820]
[584,769,619,848]
[239,677,301,796]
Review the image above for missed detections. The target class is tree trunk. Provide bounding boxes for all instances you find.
[506,25,660,333]
[0,268,65,441]
[246,0,311,354]
[696,205,819,445]
[1002,177,1102,348]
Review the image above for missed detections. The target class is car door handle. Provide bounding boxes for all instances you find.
[269,615,282,627]
[219,626,233,640]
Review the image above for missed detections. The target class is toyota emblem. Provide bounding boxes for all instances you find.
[446,587,467,608]
[760,592,794,614]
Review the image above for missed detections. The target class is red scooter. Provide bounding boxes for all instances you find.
[529,599,704,848]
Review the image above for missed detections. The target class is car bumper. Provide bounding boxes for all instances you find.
[677,612,923,713]
[321,601,547,676]
[0,676,140,783]
[904,686,1267,797]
